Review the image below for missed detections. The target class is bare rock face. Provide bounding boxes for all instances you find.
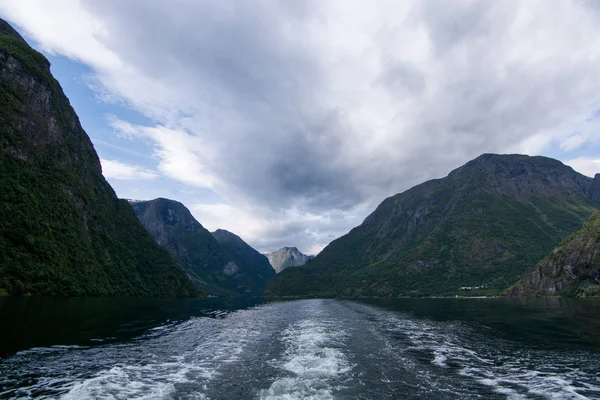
[509,213,600,297]
[223,262,239,276]
[267,247,313,273]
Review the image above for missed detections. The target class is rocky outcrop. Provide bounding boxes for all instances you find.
[0,19,194,297]
[509,213,600,297]
[267,154,600,298]
[266,247,313,273]
[131,198,273,295]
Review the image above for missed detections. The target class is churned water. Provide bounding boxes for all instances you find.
[0,297,599,399]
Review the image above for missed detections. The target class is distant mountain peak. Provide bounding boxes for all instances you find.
[280,246,299,252]
[267,247,312,273]
[212,229,241,240]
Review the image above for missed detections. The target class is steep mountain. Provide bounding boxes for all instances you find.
[212,229,275,285]
[266,154,599,298]
[590,174,600,205]
[0,19,194,297]
[509,213,600,297]
[131,198,273,295]
[266,247,313,273]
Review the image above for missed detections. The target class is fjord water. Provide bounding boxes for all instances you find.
[0,298,599,399]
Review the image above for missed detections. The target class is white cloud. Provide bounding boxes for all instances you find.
[0,0,120,70]
[565,157,600,178]
[100,159,158,180]
[191,203,264,240]
[3,0,600,251]
[190,202,372,254]
[109,119,215,188]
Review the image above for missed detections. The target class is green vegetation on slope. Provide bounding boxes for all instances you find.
[266,154,599,298]
[509,213,600,297]
[0,19,195,297]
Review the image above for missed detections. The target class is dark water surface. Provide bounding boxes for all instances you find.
[0,297,599,399]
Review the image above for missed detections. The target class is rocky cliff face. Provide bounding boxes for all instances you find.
[509,213,600,297]
[131,198,273,295]
[266,247,313,273]
[0,19,194,297]
[267,154,600,298]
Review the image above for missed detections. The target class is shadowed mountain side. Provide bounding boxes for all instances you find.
[212,229,275,284]
[131,198,274,296]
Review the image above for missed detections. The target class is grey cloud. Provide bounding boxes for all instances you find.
[87,0,319,107]
[86,0,362,210]
[378,61,426,98]
[248,207,366,254]
[26,0,600,250]
[415,0,499,54]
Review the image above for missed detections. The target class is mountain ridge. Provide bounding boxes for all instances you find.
[131,198,274,295]
[266,153,599,297]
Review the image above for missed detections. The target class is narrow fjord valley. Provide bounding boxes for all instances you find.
[1,6,600,399]
[1,18,598,301]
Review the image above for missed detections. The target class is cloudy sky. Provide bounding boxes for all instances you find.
[2,0,600,254]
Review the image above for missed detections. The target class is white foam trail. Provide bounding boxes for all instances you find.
[58,352,214,399]
[381,313,599,399]
[61,365,198,400]
[58,307,270,400]
[260,318,351,400]
[461,362,598,400]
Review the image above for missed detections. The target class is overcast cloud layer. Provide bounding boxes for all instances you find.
[2,0,600,253]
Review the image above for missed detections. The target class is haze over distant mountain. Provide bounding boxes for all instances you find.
[266,154,600,298]
[509,212,600,297]
[131,198,274,296]
[0,19,194,297]
[266,247,313,273]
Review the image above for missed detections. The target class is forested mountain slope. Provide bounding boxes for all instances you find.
[0,19,194,297]
[266,154,599,297]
